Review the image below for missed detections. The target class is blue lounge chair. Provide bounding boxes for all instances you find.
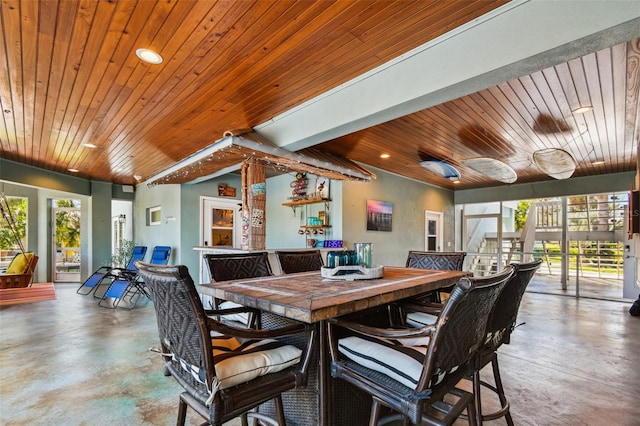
[77,246,147,296]
[98,246,170,309]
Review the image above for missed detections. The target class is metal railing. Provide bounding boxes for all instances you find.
[465,251,624,299]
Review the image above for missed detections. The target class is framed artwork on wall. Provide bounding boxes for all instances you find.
[366,199,392,232]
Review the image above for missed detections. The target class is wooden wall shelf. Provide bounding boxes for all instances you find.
[282,198,331,207]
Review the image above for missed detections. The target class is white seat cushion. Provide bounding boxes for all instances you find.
[406,311,438,327]
[218,301,250,326]
[338,334,458,391]
[338,335,428,389]
[213,336,302,389]
[174,334,302,391]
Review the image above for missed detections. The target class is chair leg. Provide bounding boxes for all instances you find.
[369,398,383,426]
[177,395,188,426]
[467,396,478,426]
[274,395,286,425]
[472,366,483,426]
[490,356,514,426]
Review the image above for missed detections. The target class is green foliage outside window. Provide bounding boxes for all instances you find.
[55,200,81,249]
[514,200,530,232]
[0,197,27,250]
[110,239,137,268]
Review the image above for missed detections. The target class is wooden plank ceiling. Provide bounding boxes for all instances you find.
[0,0,638,191]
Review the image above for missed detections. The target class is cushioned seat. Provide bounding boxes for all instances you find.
[329,266,514,426]
[0,252,38,289]
[136,261,316,426]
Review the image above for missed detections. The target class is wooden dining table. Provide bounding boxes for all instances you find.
[199,266,468,426]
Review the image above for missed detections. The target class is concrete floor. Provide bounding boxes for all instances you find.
[1,284,639,426]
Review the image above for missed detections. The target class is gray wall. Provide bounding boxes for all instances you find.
[455,172,634,204]
[341,167,455,267]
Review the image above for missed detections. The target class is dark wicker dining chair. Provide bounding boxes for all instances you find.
[402,260,542,425]
[328,265,514,426]
[136,261,316,426]
[275,250,324,274]
[406,251,467,302]
[203,252,273,327]
[471,259,542,425]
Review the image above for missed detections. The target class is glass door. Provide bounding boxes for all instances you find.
[52,199,81,282]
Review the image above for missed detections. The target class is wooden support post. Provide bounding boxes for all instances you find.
[241,158,267,250]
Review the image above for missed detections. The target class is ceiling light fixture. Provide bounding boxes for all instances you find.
[82,143,97,148]
[591,159,605,165]
[68,168,79,173]
[380,153,390,159]
[136,48,163,64]
[532,148,576,180]
[134,175,142,181]
[571,105,592,114]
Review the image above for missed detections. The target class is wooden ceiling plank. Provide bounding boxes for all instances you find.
[0,6,16,151]
[1,0,25,158]
[37,0,80,168]
[18,0,39,157]
[594,47,618,170]
[77,0,219,179]
[88,0,196,174]
[31,0,58,164]
[623,39,640,171]
[107,1,354,179]
[102,1,281,171]
[52,0,104,170]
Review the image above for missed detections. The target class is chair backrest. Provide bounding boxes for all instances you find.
[126,246,148,270]
[150,246,171,265]
[136,262,216,395]
[486,259,542,347]
[418,265,514,391]
[204,252,273,282]
[275,250,324,274]
[405,251,466,271]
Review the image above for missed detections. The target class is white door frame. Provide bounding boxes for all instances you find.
[200,196,242,248]
[425,210,443,251]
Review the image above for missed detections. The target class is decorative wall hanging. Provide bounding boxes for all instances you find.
[366,200,392,232]
[462,157,517,183]
[417,151,460,181]
[532,148,576,180]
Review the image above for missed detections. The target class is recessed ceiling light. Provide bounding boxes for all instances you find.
[68,168,79,173]
[82,143,97,148]
[134,175,142,181]
[591,159,605,165]
[572,105,592,114]
[136,48,163,64]
[380,153,390,159]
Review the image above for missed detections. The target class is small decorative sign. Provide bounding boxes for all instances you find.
[218,183,237,197]
[251,208,264,227]
[251,182,266,196]
[316,177,330,199]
